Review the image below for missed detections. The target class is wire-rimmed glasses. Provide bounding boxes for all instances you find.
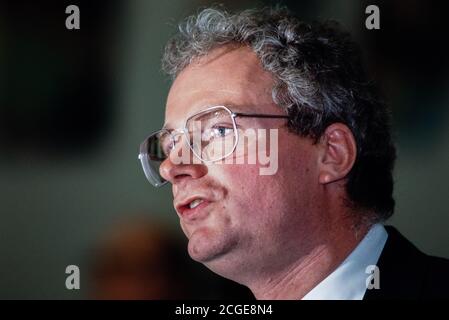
[138,105,288,187]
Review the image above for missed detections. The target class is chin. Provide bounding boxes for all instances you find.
[186,227,237,264]
[187,232,222,263]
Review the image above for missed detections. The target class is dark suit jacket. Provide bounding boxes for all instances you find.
[363,226,449,299]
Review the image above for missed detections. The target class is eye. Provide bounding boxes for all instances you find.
[211,125,233,138]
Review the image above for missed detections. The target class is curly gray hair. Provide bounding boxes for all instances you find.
[161,7,396,221]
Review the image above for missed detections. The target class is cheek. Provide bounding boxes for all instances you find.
[278,135,319,183]
[211,163,282,223]
[205,139,318,218]
[211,163,262,199]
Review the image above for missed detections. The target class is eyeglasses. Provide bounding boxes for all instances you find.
[138,105,289,187]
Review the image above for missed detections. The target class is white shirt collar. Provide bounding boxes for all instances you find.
[302,223,388,300]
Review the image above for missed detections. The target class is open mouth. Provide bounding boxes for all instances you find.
[189,199,204,209]
[176,198,212,218]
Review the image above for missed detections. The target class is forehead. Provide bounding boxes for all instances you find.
[164,45,278,128]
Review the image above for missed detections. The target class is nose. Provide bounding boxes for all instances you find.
[159,134,207,185]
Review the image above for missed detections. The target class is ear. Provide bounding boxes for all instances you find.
[317,123,357,185]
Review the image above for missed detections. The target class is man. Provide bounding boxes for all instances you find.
[138,7,449,299]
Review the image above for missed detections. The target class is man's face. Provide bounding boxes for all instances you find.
[160,46,325,281]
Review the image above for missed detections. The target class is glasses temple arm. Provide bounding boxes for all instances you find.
[233,113,289,119]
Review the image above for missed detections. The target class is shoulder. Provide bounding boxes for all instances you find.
[421,254,449,298]
[364,225,449,299]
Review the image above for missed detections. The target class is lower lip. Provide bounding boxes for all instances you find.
[181,200,212,219]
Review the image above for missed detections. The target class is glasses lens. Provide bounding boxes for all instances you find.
[186,107,237,162]
[139,130,172,187]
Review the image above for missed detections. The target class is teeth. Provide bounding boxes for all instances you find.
[189,199,204,209]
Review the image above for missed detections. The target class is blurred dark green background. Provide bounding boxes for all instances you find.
[1,0,448,299]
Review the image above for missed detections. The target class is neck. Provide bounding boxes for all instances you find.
[248,219,370,300]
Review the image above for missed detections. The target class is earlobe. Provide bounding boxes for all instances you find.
[318,172,335,184]
[318,123,357,185]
